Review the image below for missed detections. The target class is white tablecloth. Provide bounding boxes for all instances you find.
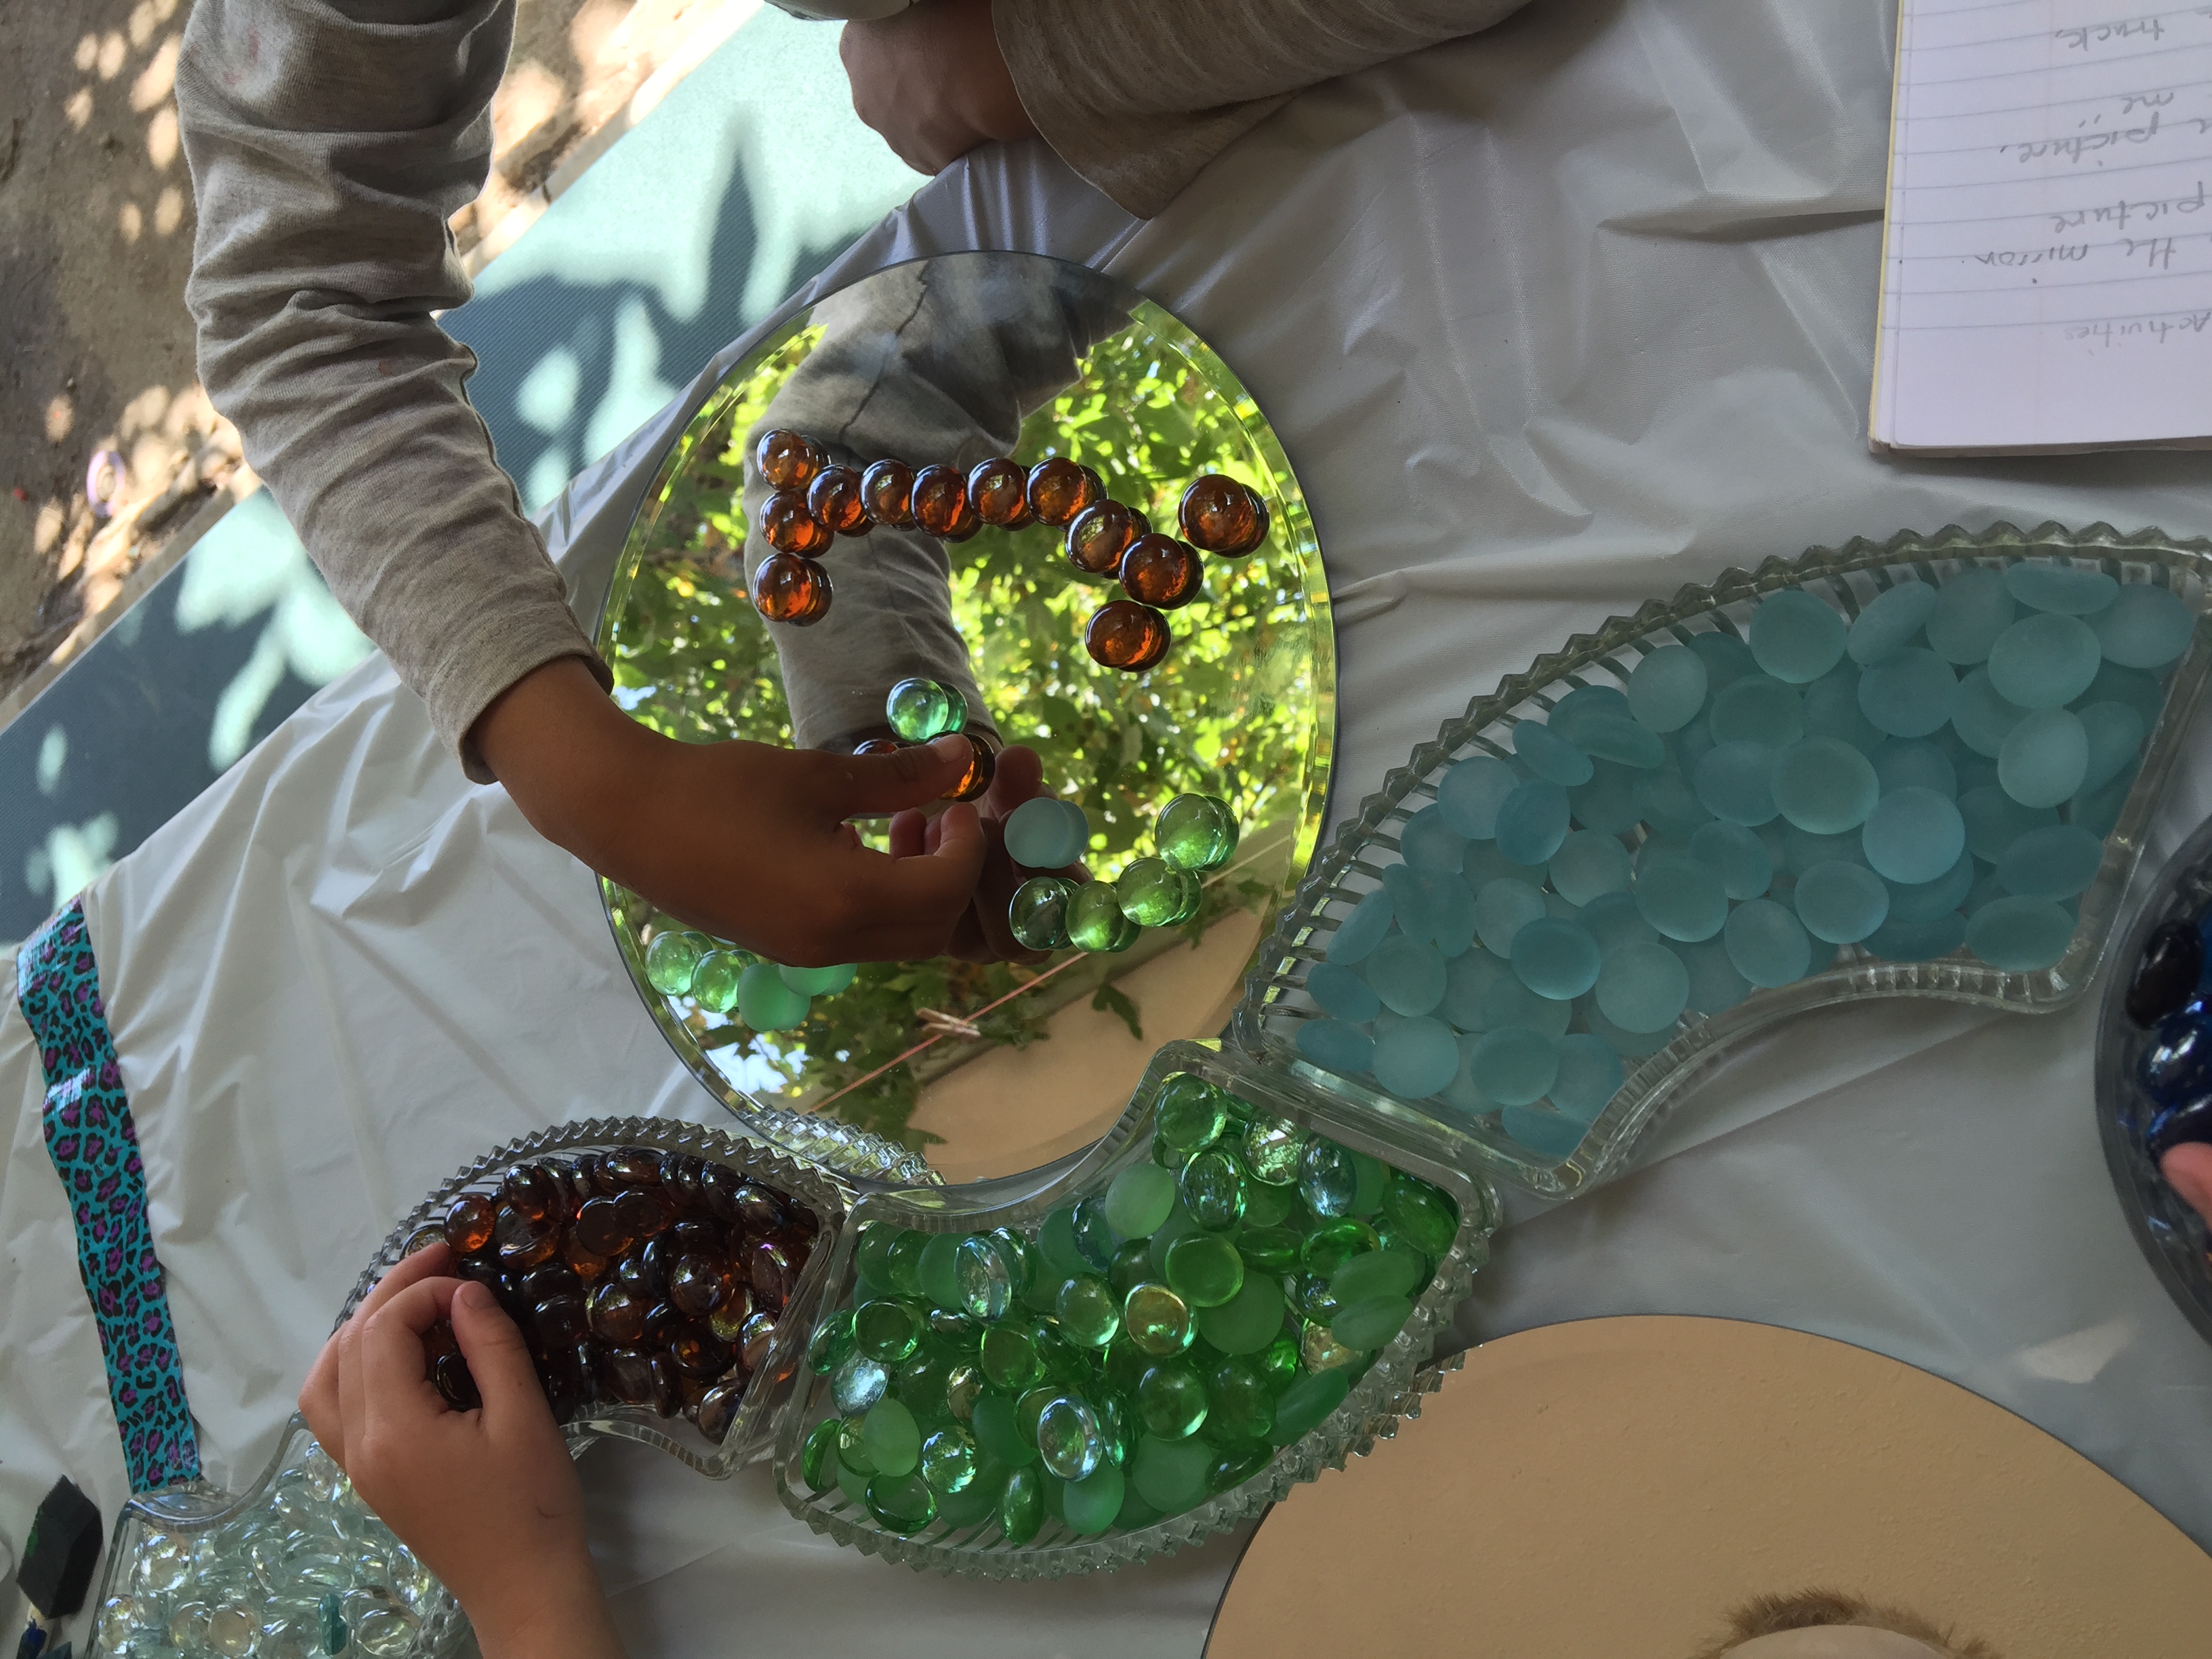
[8,0,2212,1647]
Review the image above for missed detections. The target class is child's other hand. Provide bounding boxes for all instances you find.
[2163,1142,2212,1229]
[889,743,1083,964]
[474,658,989,967]
[840,0,1037,176]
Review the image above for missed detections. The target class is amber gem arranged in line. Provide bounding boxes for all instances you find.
[1065,499,1142,574]
[1178,474,1269,556]
[912,464,979,539]
[754,428,825,492]
[807,466,873,535]
[1026,456,1103,527]
[966,457,1032,527]
[1119,533,1204,609]
[752,552,833,626]
[944,733,998,802]
[1086,599,1172,672]
[861,459,916,528]
[760,489,832,556]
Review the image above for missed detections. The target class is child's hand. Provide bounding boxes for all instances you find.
[475,658,991,966]
[300,1244,626,1659]
[889,743,1084,964]
[2163,1142,2212,1229]
[840,0,1037,175]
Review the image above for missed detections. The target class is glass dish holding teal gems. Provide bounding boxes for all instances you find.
[1237,523,2212,1197]
[591,250,1334,1192]
[769,1039,1497,1579]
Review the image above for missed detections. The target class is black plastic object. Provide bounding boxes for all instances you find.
[18,1478,100,1617]
[2128,919,2205,1027]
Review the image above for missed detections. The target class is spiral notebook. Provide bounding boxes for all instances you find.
[1872,0,2212,453]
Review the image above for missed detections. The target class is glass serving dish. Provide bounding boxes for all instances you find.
[1237,523,2211,1197]
[592,250,1334,1190]
[2095,813,2212,1345]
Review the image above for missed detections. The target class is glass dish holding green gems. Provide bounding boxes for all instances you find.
[771,1039,1496,1578]
[593,250,1334,1188]
[1237,523,2212,1199]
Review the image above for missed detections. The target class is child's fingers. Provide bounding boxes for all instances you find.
[811,735,974,818]
[2163,1143,2212,1223]
[840,804,988,960]
[300,1242,452,1437]
[449,1279,560,1441]
[356,1278,464,1419]
[981,744,1042,820]
[888,808,928,860]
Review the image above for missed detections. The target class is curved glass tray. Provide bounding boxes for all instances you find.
[592,250,1334,1192]
[1236,523,2212,1197]
[769,1040,1498,1579]
[2095,813,2212,1345]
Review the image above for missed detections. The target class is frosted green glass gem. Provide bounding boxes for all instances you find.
[1196,1273,1286,1355]
[2093,583,2192,668]
[1067,882,1139,952]
[1550,829,1633,905]
[886,677,965,741]
[1856,648,1957,739]
[1164,1232,1244,1307]
[954,1236,1013,1322]
[1996,823,2103,900]
[1273,1366,1353,1443]
[1179,1147,1248,1229]
[644,930,708,995]
[853,1299,922,1364]
[1135,1361,1209,1439]
[832,1355,888,1416]
[1331,1294,1413,1353]
[972,1393,1037,1469]
[1366,933,1448,1016]
[999,1467,1043,1542]
[1008,876,1076,951]
[1036,1395,1105,1481]
[1749,588,1847,683]
[862,1397,922,1477]
[1709,676,1805,747]
[1512,719,1593,785]
[776,964,852,1001]
[1794,859,1890,944]
[1626,643,1709,731]
[1003,795,1088,869]
[1986,612,2101,709]
[917,1232,966,1309]
[1694,741,1780,827]
[980,1324,1044,1391]
[737,961,810,1031]
[691,949,745,1014]
[1124,1282,1195,1355]
[1056,1275,1122,1347]
[2004,560,2116,615]
[1594,940,1690,1033]
[1998,708,2088,808]
[1723,897,1813,988]
[1242,1116,1306,1185]
[1847,579,1938,664]
[1771,737,1880,835]
[865,1470,939,1533]
[1860,786,1965,884]
[1132,1433,1214,1513]
[1158,793,1240,872]
[1511,917,1602,1000]
[1469,1025,1559,1105]
[919,1425,978,1493]
[1926,569,2015,665]
[1064,1462,1125,1534]
[1118,857,1202,926]
[1331,1248,1421,1303]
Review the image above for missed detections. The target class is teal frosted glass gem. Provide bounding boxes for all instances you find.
[1510,917,1601,999]
[1437,755,1520,838]
[1708,676,1805,747]
[1566,712,1666,769]
[644,929,708,995]
[1056,1275,1122,1347]
[2092,583,2192,668]
[1634,764,1715,833]
[1689,820,1773,900]
[1400,804,1469,874]
[2003,560,2116,615]
[1626,643,1709,731]
[1241,1115,1306,1185]
[1956,785,2056,861]
[1482,976,1573,1039]
[691,949,745,1014]
[832,1355,888,1416]
[1965,896,2074,971]
[1372,1017,1461,1099]
[1950,668,2029,758]
[1155,1073,1231,1151]
[1573,762,1643,834]
[853,1298,922,1364]
[1688,629,1758,689]
[1003,795,1089,869]
[998,1467,1043,1543]
[1867,912,1967,962]
[1926,568,2016,665]
[1550,828,1634,905]
[1549,1032,1625,1122]
[737,961,810,1031]
[1634,855,1729,943]
[1579,890,1660,954]
[2075,701,2145,794]
[1179,1147,1249,1230]
[1104,1162,1178,1238]
[1794,859,1889,943]
[1803,663,1881,752]
[1996,824,2103,901]
[1008,876,1076,951]
[1860,786,1965,884]
[1855,648,1957,739]
[1494,779,1573,865]
[1307,961,1382,1023]
[1749,588,1847,683]
[1331,1294,1414,1353]
[920,1425,979,1493]
[954,1236,1013,1322]
[1504,1102,1585,1156]
[1118,856,1202,926]
[1136,1361,1210,1439]
[865,1471,939,1533]
[886,676,966,741]
[1366,934,1448,1017]
[1771,737,1880,834]
[801,1418,840,1490]
[1124,1282,1195,1355]
[1986,611,2101,708]
[1871,739,1957,799]
[1594,939,1690,1033]
[1998,708,2088,808]
[1067,882,1139,952]
[1511,719,1593,786]
[1474,876,1547,957]
[1886,852,1973,922]
[1681,933,1752,1013]
[1694,741,1780,827]
[1164,1232,1244,1307]
[1036,1395,1106,1481]
[1848,579,1938,664]
[862,1397,922,1477]
[1298,1139,1359,1217]
[1723,897,1813,987]
[1158,793,1240,872]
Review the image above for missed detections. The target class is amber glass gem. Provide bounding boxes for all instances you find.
[602,1147,663,1187]
[661,1153,705,1210]
[670,1217,720,1252]
[613,1188,670,1240]
[1027,457,1102,527]
[698,1164,743,1224]
[750,1240,795,1309]
[665,1322,720,1378]
[501,1164,555,1222]
[402,1224,445,1257]
[861,458,916,527]
[602,1346,656,1406]
[754,428,824,491]
[759,489,830,556]
[911,464,970,537]
[735,1183,788,1233]
[1179,474,1269,555]
[443,1193,496,1256]
[707,1285,755,1343]
[697,1381,743,1442]
[966,457,1029,525]
[533,1293,589,1348]
[497,1216,558,1271]
[751,552,832,626]
[1120,535,1204,609]
[668,1252,731,1317]
[616,1248,665,1299]
[944,733,996,803]
[519,1261,581,1304]
[807,466,873,535]
[563,1237,611,1280]
[432,1351,480,1412]
[573,1196,632,1258]
[740,1311,780,1373]
[649,1353,682,1416]
[1086,600,1172,671]
[1065,500,1138,574]
[854,737,901,757]
[939,497,981,541]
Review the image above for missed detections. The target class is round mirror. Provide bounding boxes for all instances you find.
[597,251,1335,1187]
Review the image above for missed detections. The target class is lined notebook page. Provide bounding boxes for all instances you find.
[1872,1,2212,452]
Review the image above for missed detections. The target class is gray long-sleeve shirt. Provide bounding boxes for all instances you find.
[176,0,1529,781]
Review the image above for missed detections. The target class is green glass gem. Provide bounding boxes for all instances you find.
[1037,1206,1089,1281]
[806,1308,855,1375]
[945,1362,985,1422]
[1204,1357,1275,1442]
[1196,1273,1287,1355]
[1236,1225,1302,1275]
[853,1299,922,1364]
[1242,1115,1307,1185]
[831,1355,888,1416]
[737,960,810,1031]
[1103,1336,1151,1397]
[1241,1179,1296,1228]
[886,676,966,741]
[998,1467,1044,1544]
[970,1392,1037,1468]
[1033,1322,1088,1387]
[1056,1274,1122,1347]
[1153,1131,1191,1172]
[979,1324,1044,1391]
[1294,1273,1344,1326]
[1063,1462,1126,1535]
[1332,1294,1414,1353]
[1297,1139,1358,1218]
[1097,1392,1132,1466]
[935,1456,1006,1528]
[1147,1200,1204,1275]
[1124,1283,1195,1356]
[864,1470,939,1533]
[926,1306,978,1345]
[987,1227,1037,1297]
[779,962,856,998]
[895,1349,956,1421]
[1036,1395,1106,1481]
[1179,1148,1248,1231]
[800,1418,840,1491]
[862,1397,922,1477]
[1132,1433,1214,1514]
[691,949,745,1014]
[1300,1217,1380,1277]
[1008,876,1076,951]
[915,1232,964,1310]
[1017,1386,1059,1448]
[1272,1366,1353,1443]
[1155,1073,1230,1152]
[1105,1162,1178,1239]
[1206,1441,1272,1495]
[1135,1361,1210,1439]
[1382,1174,1459,1255]
[319,1591,348,1656]
[1109,1239,1155,1298]
[1300,1319,1362,1372]
[920,1425,978,1493]
[1348,1151,1389,1215]
[954,1235,1013,1321]
[836,1446,872,1507]
[1118,856,1202,926]
[853,1222,901,1292]
[1071,1196,1118,1271]
[643,929,707,995]
[1157,793,1240,872]
[1331,1248,1422,1303]
[1260,1332,1300,1385]
[1164,1233,1245,1307]
[839,1418,880,1479]
[884,1231,928,1297]
[1119,1484,1164,1531]
[1067,882,1140,952]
